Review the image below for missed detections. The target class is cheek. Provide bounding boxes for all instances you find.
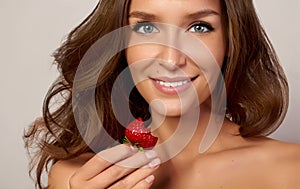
[125,47,138,65]
[135,80,152,100]
[201,34,227,68]
[126,45,159,65]
[208,49,225,69]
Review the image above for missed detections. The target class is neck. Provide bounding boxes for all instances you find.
[150,104,221,162]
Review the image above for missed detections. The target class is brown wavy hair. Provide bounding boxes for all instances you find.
[24,0,288,188]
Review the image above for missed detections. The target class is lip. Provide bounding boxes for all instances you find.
[150,76,198,95]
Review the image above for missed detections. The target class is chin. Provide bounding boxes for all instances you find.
[137,79,211,117]
[149,97,197,117]
[163,107,183,117]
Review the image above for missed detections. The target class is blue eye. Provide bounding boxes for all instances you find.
[132,22,159,34]
[189,22,214,33]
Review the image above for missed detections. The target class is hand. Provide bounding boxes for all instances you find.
[69,144,161,189]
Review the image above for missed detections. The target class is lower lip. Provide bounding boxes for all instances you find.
[151,79,193,95]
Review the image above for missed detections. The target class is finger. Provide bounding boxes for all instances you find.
[132,175,156,189]
[108,158,160,189]
[73,144,138,180]
[90,150,158,188]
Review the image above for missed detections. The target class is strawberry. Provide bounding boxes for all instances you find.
[123,117,158,150]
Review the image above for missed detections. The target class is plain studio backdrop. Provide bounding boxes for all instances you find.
[0,0,299,188]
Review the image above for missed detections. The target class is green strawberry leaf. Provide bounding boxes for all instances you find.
[123,136,144,151]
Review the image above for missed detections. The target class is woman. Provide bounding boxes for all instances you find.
[24,0,300,188]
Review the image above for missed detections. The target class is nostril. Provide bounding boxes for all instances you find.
[158,57,187,72]
[160,46,187,67]
[158,60,180,71]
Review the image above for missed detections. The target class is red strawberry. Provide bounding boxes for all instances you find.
[124,117,158,150]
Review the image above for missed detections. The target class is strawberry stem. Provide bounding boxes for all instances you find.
[123,136,131,145]
[138,146,144,151]
[122,136,144,151]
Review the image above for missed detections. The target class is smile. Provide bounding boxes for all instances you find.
[151,76,198,95]
[155,79,190,88]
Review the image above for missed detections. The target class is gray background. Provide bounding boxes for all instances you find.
[0,0,299,188]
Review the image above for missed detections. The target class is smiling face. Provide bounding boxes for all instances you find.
[125,0,227,117]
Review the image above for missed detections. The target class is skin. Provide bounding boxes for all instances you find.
[48,0,300,188]
[126,0,226,117]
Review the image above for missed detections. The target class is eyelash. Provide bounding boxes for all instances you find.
[188,22,215,33]
[131,21,214,34]
[132,21,159,34]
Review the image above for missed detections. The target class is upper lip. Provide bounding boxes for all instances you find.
[151,76,199,82]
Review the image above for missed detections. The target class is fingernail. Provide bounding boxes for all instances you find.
[145,175,155,184]
[144,150,157,159]
[148,158,161,168]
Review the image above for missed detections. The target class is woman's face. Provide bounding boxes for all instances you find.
[126,0,227,117]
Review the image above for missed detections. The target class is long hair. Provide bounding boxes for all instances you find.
[223,1,288,136]
[24,0,288,188]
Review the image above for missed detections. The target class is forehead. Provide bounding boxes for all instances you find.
[129,0,222,15]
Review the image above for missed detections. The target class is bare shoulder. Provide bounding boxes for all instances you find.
[246,138,300,165]
[259,138,300,187]
[48,153,95,189]
[263,139,300,162]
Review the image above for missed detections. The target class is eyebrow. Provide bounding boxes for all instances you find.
[128,9,220,21]
[128,11,157,20]
[186,9,220,20]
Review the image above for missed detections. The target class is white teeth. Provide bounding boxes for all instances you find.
[156,80,190,87]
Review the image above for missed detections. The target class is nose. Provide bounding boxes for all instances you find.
[159,45,187,71]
